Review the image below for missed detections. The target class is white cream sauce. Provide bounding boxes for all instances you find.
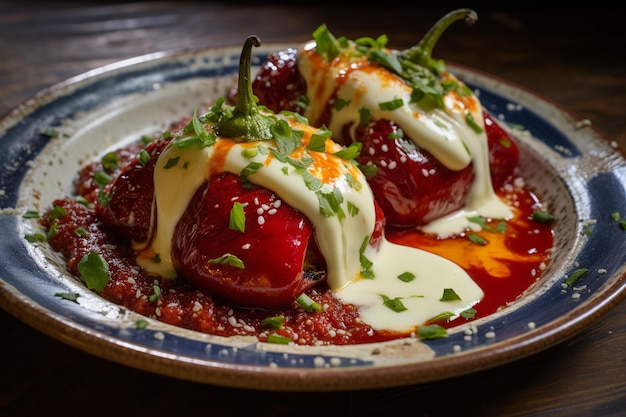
[136,111,482,333]
[296,41,512,238]
[135,37,519,333]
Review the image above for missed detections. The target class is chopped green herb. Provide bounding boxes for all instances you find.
[317,188,345,219]
[358,162,378,179]
[261,316,284,329]
[77,251,109,292]
[611,212,626,230]
[387,128,404,140]
[267,334,292,344]
[428,311,455,322]
[346,201,360,217]
[149,284,161,302]
[74,227,87,236]
[24,233,46,243]
[22,210,40,219]
[208,254,245,269]
[296,293,322,312]
[467,233,487,246]
[93,170,112,188]
[397,271,416,282]
[97,189,112,208]
[381,295,407,312]
[499,138,512,148]
[45,222,58,240]
[564,268,589,286]
[40,128,59,138]
[136,319,149,330]
[440,288,462,302]
[141,135,156,145]
[359,235,375,279]
[532,210,555,224]
[312,23,340,62]
[137,149,151,166]
[417,324,448,340]
[333,142,362,160]
[359,107,371,125]
[465,112,483,133]
[101,151,119,171]
[151,253,161,263]
[460,308,477,319]
[54,292,80,302]
[163,156,180,169]
[48,205,67,220]
[229,202,246,233]
[333,97,350,111]
[241,147,258,159]
[379,98,404,111]
[308,129,332,152]
[240,161,263,186]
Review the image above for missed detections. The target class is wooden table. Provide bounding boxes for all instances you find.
[1,3,625,416]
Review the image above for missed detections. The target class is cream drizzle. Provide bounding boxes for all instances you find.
[296,41,512,238]
[137,112,483,332]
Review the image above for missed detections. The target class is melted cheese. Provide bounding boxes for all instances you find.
[137,112,483,333]
[296,42,512,238]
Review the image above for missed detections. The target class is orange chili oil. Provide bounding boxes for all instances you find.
[41,142,553,347]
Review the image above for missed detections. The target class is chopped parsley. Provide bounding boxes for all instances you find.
[261,316,284,329]
[418,324,448,340]
[397,271,416,282]
[208,254,245,269]
[381,295,407,312]
[532,210,555,224]
[440,288,462,302]
[229,202,246,233]
[77,251,110,293]
[564,268,589,287]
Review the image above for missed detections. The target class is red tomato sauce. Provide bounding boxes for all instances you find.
[41,139,553,346]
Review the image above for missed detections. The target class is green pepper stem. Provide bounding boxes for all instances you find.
[233,35,261,118]
[217,35,275,141]
[403,8,477,72]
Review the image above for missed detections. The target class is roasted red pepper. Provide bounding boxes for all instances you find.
[250,9,519,227]
[93,37,328,309]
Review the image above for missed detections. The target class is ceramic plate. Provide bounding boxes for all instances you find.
[1,44,625,391]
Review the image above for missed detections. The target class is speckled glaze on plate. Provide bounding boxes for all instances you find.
[1,44,625,391]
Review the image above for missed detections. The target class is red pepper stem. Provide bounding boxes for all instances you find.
[404,8,477,71]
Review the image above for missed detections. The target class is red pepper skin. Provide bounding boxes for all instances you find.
[171,172,324,309]
[251,48,520,227]
[347,119,475,226]
[96,138,170,243]
[484,112,520,190]
[250,47,307,115]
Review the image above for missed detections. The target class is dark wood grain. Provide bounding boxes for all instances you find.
[1,3,625,416]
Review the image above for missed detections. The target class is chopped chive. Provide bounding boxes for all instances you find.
[532,210,555,224]
[261,316,284,329]
[267,334,292,344]
[564,268,589,286]
[296,293,322,313]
